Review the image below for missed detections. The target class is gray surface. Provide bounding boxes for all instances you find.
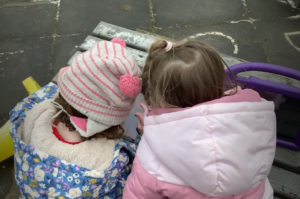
[156,22,267,63]
[52,34,86,75]
[4,180,20,199]
[254,19,300,70]
[0,4,57,39]
[57,0,150,35]
[274,147,300,174]
[124,94,144,138]
[238,71,300,88]
[80,35,102,51]
[0,157,19,199]
[0,38,53,126]
[51,50,79,82]
[152,0,246,27]
[80,35,148,68]
[246,0,299,19]
[290,34,300,48]
[93,22,156,51]
[67,51,81,65]
[269,166,300,199]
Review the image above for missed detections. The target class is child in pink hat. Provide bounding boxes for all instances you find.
[11,38,142,199]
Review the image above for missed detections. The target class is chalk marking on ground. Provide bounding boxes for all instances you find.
[286,0,297,8]
[47,0,61,80]
[240,0,249,16]
[229,18,257,24]
[284,31,300,52]
[287,15,300,19]
[241,0,247,7]
[277,0,289,5]
[0,50,24,56]
[32,0,59,4]
[185,32,239,54]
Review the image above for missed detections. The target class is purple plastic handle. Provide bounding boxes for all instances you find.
[226,62,300,100]
[226,62,300,151]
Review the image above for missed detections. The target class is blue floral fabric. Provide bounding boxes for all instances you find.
[10,83,139,199]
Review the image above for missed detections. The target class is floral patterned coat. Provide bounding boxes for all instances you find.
[10,83,140,199]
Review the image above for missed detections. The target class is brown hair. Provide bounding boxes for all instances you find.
[54,94,124,139]
[142,40,237,108]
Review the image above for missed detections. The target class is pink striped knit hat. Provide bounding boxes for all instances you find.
[57,38,141,137]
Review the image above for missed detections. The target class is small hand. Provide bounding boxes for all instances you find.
[135,103,147,136]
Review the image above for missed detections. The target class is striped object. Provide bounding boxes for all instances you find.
[58,38,141,137]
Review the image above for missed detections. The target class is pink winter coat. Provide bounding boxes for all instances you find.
[123,89,276,199]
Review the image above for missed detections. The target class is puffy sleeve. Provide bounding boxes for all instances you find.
[123,157,164,199]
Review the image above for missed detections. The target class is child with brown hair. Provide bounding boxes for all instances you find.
[124,40,276,199]
[11,38,142,199]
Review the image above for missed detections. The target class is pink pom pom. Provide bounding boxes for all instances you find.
[111,38,126,48]
[119,75,140,97]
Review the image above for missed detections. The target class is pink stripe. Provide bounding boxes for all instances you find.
[59,76,131,112]
[121,47,132,72]
[112,43,123,75]
[116,57,130,74]
[89,49,119,89]
[78,54,118,106]
[65,72,91,100]
[112,59,123,75]
[97,42,101,58]
[81,52,128,102]
[73,56,110,104]
[101,58,119,79]
[97,43,119,79]
[113,42,116,57]
[105,41,109,59]
[113,42,117,58]
[59,83,130,117]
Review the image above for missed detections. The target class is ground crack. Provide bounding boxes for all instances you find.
[147,0,156,32]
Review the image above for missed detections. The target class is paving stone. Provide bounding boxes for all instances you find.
[254,18,300,71]
[57,0,150,35]
[0,38,52,127]
[51,34,86,77]
[0,157,16,199]
[246,0,299,19]
[4,179,20,199]
[156,22,267,63]
[152,0,246,27]
[0,4,57,39]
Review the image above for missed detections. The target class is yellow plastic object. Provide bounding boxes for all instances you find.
[0,120,14,162]
[0,77,41,162]
[22,76,41,95]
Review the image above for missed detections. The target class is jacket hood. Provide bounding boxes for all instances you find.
[137,89,276,197]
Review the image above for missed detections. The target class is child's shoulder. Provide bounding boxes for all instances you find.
[10,83,58,122]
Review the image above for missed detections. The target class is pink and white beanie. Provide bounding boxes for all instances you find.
[56,38,141,137]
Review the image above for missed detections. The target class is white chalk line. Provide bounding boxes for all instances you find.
[185,32,239,54]
[286,0,297,8]
[284,31,300,52]
[0,50,24,56]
